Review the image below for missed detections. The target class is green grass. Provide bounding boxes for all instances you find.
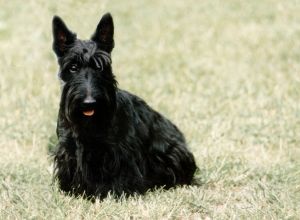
[1,0,300,219]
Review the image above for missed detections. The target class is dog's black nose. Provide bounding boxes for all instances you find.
[82,96,96,109]
[83,96,96,104]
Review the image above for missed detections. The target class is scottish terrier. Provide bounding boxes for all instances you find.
[52,13,197,199]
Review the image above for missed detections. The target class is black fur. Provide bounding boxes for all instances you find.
[52,13,197,199]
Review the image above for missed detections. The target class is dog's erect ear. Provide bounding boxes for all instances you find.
[91,13,114,53]
[52,16,76,57]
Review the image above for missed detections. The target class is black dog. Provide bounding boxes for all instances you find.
[52,13,197,199]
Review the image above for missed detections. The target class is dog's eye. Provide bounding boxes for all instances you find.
[69,64,79,73]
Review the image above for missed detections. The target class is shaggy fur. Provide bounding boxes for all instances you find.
[52,13,197,199]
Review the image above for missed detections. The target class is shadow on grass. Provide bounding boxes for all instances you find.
[191,168,205,187]
[47,134,58,155]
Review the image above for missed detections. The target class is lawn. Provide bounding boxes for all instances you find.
[0,0,299,219]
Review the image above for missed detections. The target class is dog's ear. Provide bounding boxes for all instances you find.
[91,13,114,53]
[52,16,76,57]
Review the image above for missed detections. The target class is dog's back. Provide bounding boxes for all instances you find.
[114,89,197,185]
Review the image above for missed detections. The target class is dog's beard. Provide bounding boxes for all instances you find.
[64,96,115,137]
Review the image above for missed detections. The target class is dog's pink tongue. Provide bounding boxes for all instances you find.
[83,110,94,116]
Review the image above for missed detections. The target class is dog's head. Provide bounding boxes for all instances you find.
[52,13,117,130]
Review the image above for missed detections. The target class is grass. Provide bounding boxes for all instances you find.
[0,0,300,219]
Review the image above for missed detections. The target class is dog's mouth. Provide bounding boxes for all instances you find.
[83,109,95,117]
[81,102,96,117]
